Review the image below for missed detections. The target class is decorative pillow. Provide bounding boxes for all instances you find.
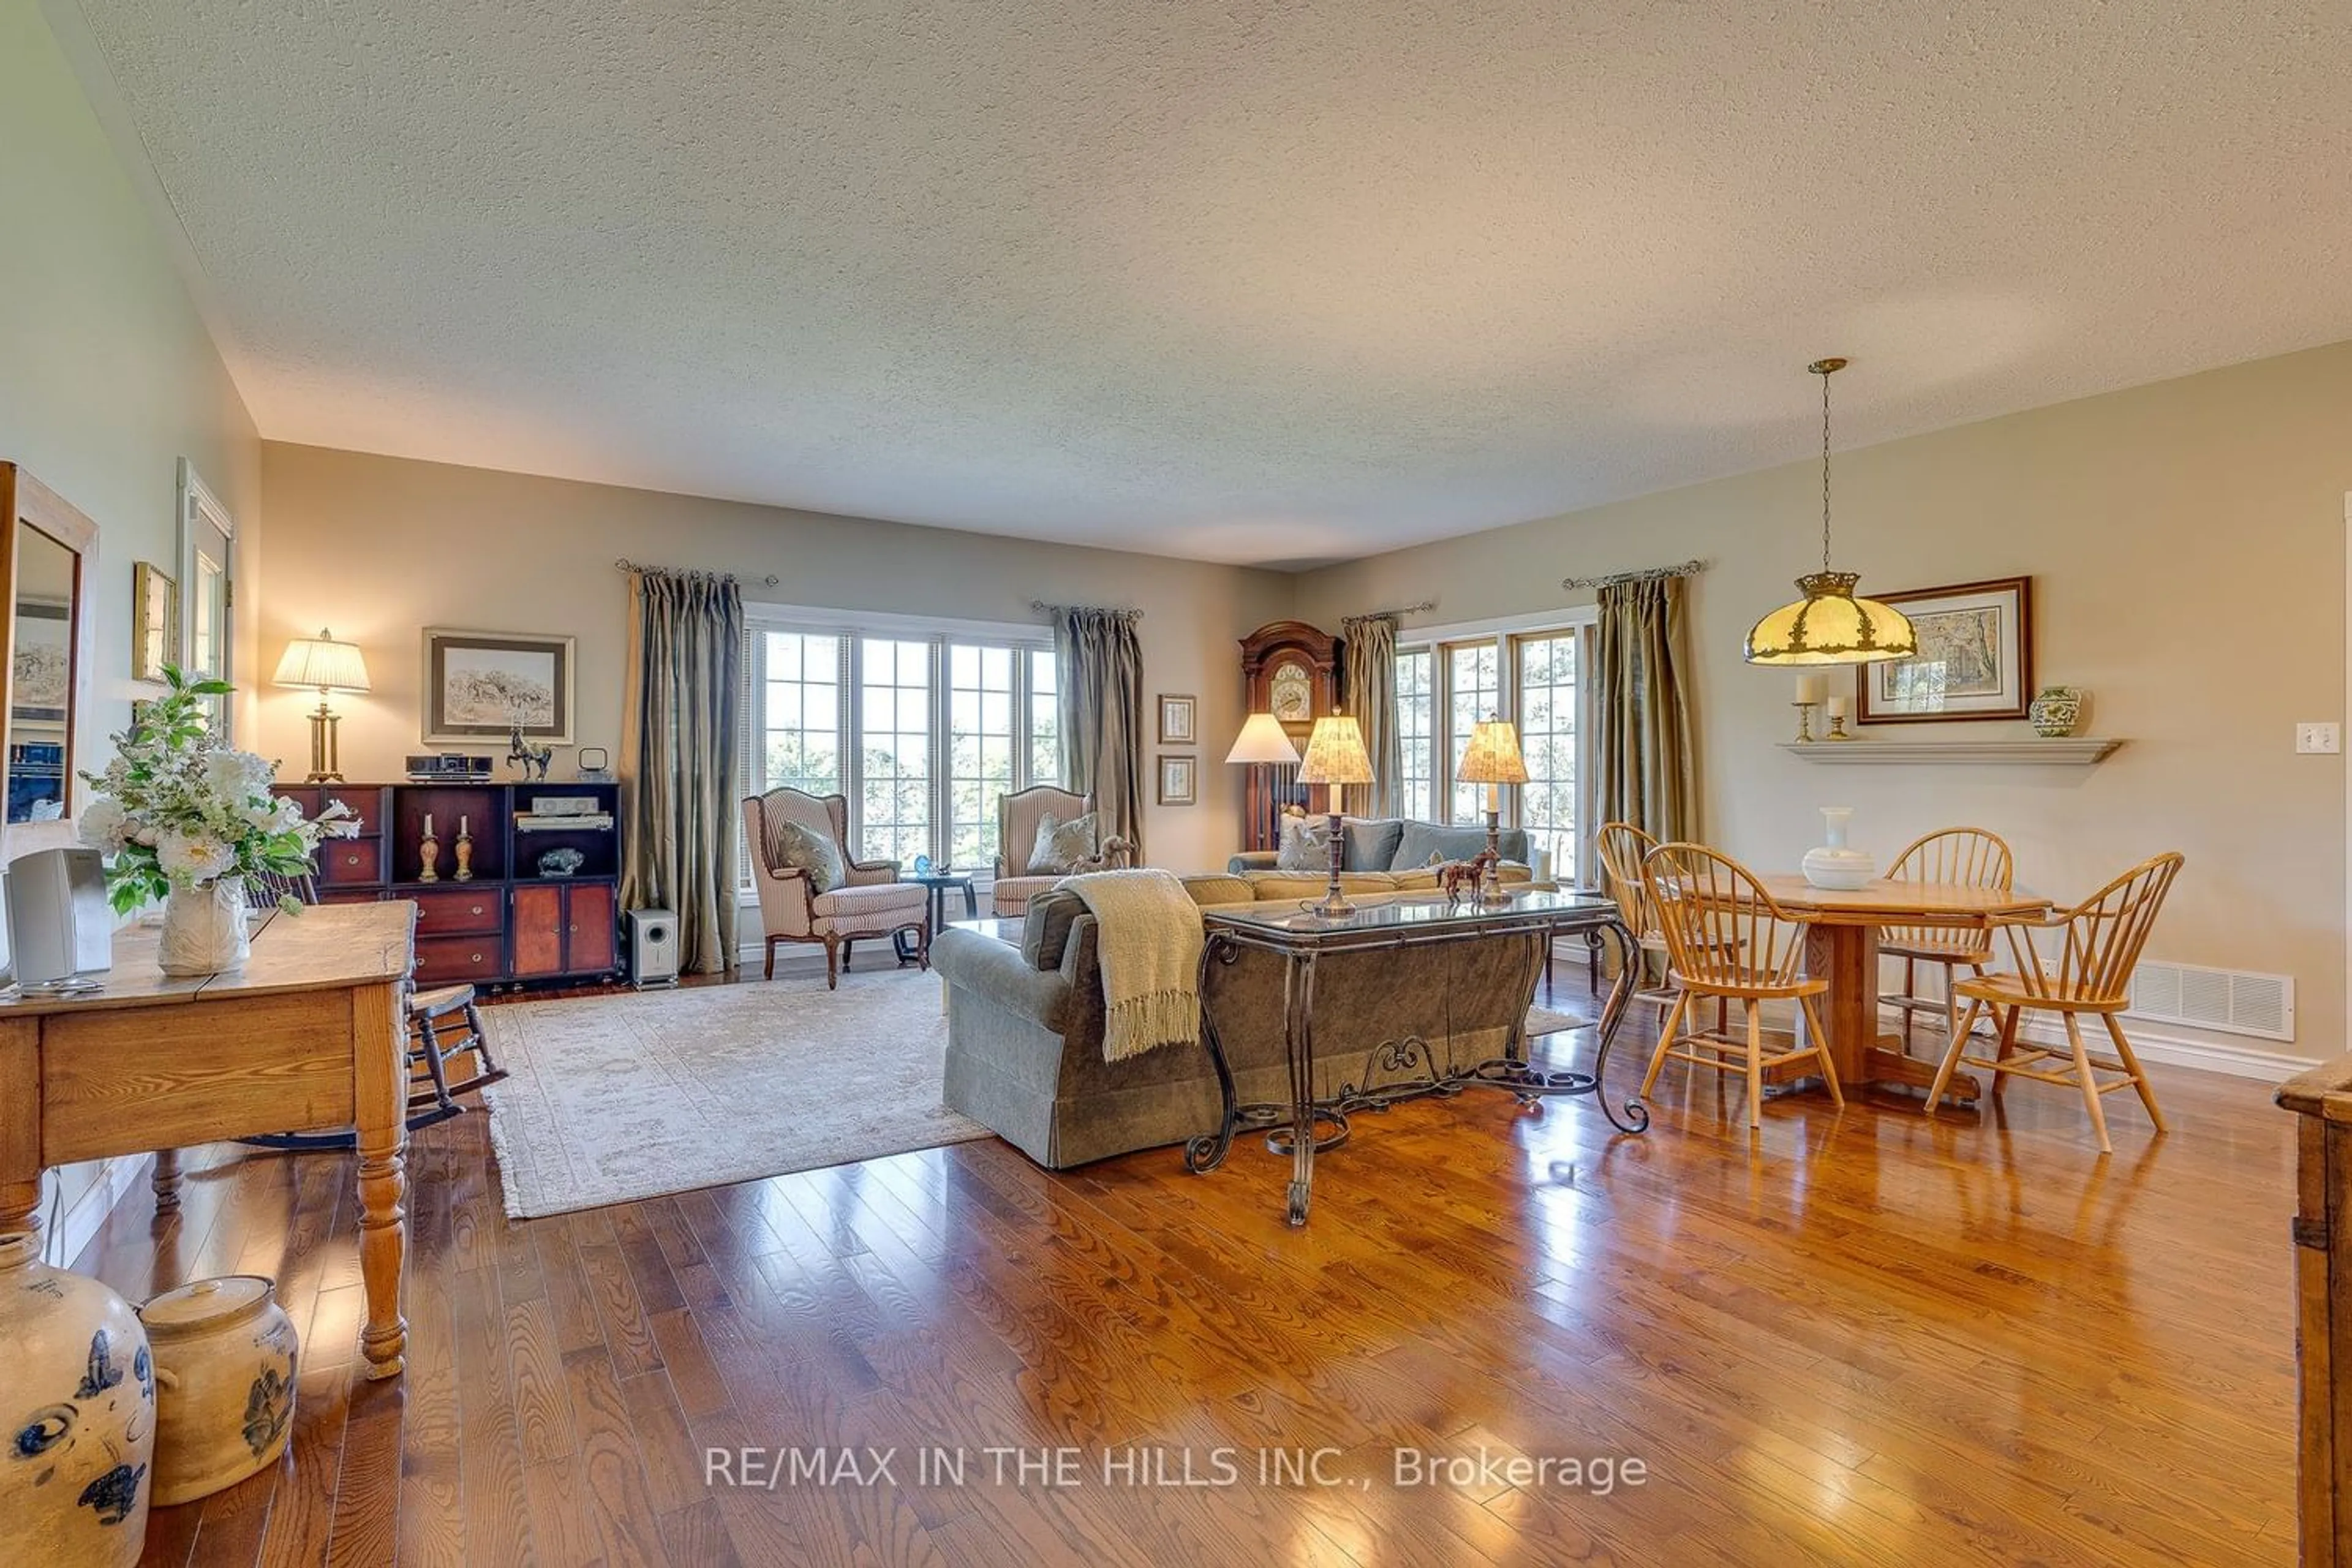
[1027,811,1100,876]
[1020,887,1090,971]
[1276,814,1333,872]
[1341,816,1406,872]
[1394,821,1495,870]
[769,818,844,894]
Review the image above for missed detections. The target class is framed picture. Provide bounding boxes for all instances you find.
[1158,693,1196,746]
[1856,577,2034,724]
[11,597,70,729]
[1157,753,1197,807]
[423,627,576,744]
[132,561,178,683]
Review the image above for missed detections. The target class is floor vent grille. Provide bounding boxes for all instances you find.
[2127,960,2294,1042]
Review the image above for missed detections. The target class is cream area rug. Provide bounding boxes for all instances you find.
[480,974,990,1219]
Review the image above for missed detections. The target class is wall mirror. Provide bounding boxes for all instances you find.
[1,464,97,825]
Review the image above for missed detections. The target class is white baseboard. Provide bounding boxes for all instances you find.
[44,1154,152,1270]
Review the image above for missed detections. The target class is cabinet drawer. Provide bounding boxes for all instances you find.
[410,888,503,936]
[320,787,386,834]
[414,934,503,986]
[318,838,383,887]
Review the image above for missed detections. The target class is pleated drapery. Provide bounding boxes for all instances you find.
[1594,574,1698,850]
[1051,606,1147,859]
[619,567,744,973]
[1339,612,1400,818]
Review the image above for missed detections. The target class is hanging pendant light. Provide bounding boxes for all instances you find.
[1744,358,1917,665]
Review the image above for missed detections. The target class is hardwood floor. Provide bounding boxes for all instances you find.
[78,988,2296,1566]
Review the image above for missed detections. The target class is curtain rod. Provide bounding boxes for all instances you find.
[1030,601,1143,619]
[616,556,779,587]
[1343,601,1435,624]
[1560,559,1708,591]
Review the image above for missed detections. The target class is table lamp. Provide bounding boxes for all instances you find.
[273,628,371,783]
[1455,717,1528,903]
[1294,715,1373,918]
[1224,712,1301,852]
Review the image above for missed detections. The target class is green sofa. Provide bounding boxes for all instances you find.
[932,872,1545,1169]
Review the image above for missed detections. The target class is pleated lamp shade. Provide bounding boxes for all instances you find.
[1295,716,1373,786]
[272,630,372,693]
[1454,719,1529,785]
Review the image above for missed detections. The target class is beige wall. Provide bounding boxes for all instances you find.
[1,2,263,1257]
[1297,342,2352,1062]
[256,443,1293,874]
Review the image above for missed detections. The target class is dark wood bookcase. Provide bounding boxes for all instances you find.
[273,780,623,988]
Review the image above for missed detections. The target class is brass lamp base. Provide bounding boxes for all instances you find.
[1309,811,1356,919]
[304,698,345,783]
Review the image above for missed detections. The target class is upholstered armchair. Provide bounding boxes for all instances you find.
[990,785,1134,917]
[742,788,932,988]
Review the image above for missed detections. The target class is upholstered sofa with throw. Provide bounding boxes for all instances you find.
[932,874,1543,1168]
[990,785,1134,916]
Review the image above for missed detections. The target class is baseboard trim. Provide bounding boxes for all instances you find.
[47,1153,151,1269]
[1882,1003,2315,1083]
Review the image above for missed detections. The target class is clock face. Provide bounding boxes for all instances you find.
[1269,661,1313,722]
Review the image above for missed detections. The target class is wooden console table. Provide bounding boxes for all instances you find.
[0,902,418,1379]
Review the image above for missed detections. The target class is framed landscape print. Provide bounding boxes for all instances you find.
[423,627,576,744]
[1158,693,1196,745]
[1157,753,1197,806]
[132,561,178,683]
[10,597,69,731]
[1856,576,2034,724]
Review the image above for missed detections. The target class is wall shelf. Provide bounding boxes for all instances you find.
[1778,738,2124,766]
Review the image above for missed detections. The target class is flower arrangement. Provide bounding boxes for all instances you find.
[78,666,355,915]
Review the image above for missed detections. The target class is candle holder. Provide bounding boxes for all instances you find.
[1791,701,1819,743]
[1826,712,1853,741]
[418,829,442,882]
[454,821,474,881]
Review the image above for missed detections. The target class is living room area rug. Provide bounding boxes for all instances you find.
[478,973,992,1219]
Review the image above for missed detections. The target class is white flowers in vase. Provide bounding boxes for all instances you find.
[78,666,356,916]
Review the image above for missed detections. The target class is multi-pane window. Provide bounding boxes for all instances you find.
[758,632,842,797]
[948,645,1017,870]
[1395,650,1433,823]
[1445,642,1501,823]
[1397,621,1593,882]
[1515,633,1579,883]
[745,619,1059,874]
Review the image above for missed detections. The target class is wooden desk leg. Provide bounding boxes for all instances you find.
[353,981,409,1379]
[151,1148,182,1215]
[1803,923,1979,1104]
[0,1019,41,1247]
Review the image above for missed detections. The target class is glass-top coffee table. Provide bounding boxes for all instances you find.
[1188,890,1646,1226]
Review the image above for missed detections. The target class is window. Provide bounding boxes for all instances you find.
[1514,632,1579,883]
[1397,617,1593,883]
[745,615,1060,873]
[1395,649,1433,823]
[1444,641,1501,824]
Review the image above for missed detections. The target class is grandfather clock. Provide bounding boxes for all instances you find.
[1237,620,1341,851]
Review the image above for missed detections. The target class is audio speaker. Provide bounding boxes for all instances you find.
[4,847,114,992]
[627,908,679,989]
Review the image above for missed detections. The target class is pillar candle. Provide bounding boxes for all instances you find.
[1795,674,1825,704]
[1825,696,1849,720]
[422,813,434,838]
[459,815,468,837]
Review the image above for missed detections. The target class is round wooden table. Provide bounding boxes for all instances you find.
[1760,875,2052,1104]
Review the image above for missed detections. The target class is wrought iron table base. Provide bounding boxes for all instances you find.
[1185,905,1649,1227]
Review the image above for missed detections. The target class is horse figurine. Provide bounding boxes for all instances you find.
[1439,848,1500,905]
[507,721,554,782]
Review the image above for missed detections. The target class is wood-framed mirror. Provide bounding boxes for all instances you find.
[0,464,97,826]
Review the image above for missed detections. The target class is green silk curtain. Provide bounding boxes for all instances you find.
[1594,574,1697,851]
[1051,606,1146,858]
[619,567,744,973]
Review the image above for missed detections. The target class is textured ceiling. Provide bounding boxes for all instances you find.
[62,1,2352,565]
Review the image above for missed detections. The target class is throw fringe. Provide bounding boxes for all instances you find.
[1102,987,1202,1061]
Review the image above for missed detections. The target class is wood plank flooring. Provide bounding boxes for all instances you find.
[76,984,2297,1566]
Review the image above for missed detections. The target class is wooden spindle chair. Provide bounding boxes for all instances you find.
[1596,821,1733,1041]
[1640,842,1843,1130]
[239,867,505,1149]
[1925,853,2182,1153]
[1879,827,2015,1055]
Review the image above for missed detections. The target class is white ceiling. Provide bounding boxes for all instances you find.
[62,1,2352,567]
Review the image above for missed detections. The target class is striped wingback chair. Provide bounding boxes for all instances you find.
[743,788,932,987]
[990,786,1134,918]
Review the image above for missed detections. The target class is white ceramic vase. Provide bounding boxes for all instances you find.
[0,1231,156,1567]
[139,1276,299,1507]
[158,876,251,977]
[1802,806,1877,890]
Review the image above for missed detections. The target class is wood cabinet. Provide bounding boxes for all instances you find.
[274,780,622,987]
[2281,1058,2352,1564]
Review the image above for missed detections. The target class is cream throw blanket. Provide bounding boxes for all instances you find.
[1062,869,1204,1062]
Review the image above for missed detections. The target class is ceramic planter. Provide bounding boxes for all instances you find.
[157,876,251,976]
[0,1231,154,1566]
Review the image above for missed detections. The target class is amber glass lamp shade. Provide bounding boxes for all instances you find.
[1744,571,1918,666]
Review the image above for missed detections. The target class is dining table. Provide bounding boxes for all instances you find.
[1760,875,2053,1105]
